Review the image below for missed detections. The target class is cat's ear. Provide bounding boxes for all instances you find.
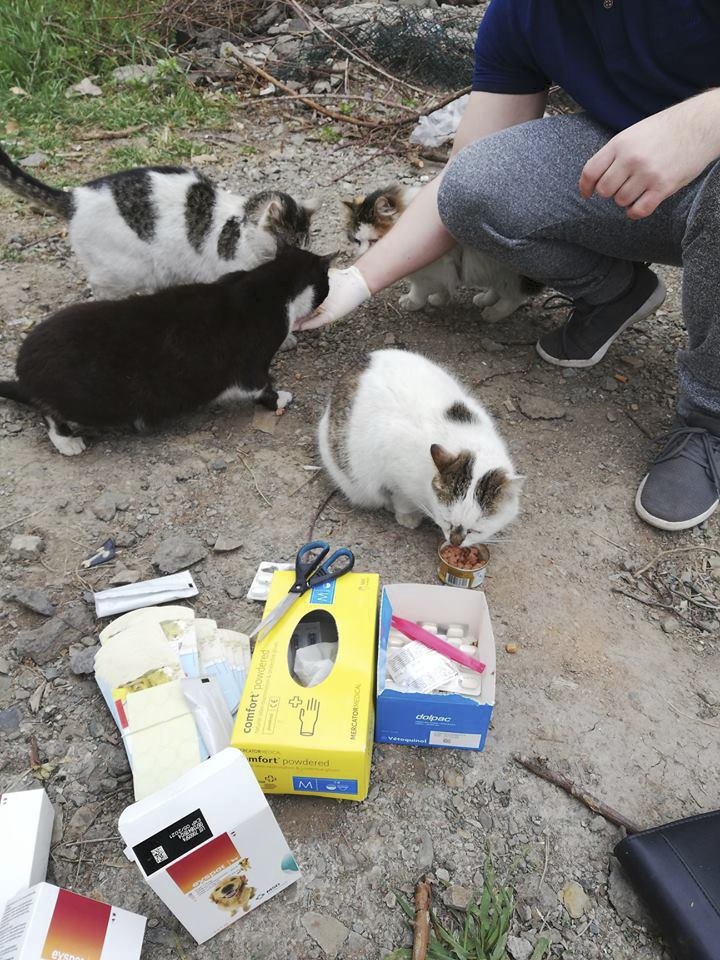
[475,468,524,515]
[258,197,284,229]
[430,443,460,472]
[303,198,321,217]
[374,194,397,219]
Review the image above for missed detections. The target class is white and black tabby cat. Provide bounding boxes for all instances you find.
[343,184,540,321]
[0,148,319,299]
[318,349,523,545]
[0,245,332,455]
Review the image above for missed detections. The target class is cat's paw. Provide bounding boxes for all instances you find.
[482,299,521,322]
[473,289,498,307]
[279,333,298,352]
[395,510,423,529]
[276,390,293,410]
[398,294,425,312]
[427,291,449,307]
[51,434,87,456]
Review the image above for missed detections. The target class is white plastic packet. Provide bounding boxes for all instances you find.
[93,571,198,618]
[388,641,459,694]
[293,641,338,687]
[181,677,234,755]
[409,94,469,148]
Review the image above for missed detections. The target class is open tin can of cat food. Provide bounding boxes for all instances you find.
[437,542,490,589]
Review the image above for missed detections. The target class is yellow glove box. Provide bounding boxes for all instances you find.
[232,571,379,801]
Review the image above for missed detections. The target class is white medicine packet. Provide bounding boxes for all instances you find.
[388,642,459,694]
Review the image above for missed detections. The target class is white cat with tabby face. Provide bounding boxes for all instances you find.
[318,349,523,546]
[0,150,318,300]
[343,184,540,322]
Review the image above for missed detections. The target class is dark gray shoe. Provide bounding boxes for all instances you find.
[635,413,720,530]
[537,264,666,368]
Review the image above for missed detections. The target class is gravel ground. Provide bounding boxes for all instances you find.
[1,105,718,960]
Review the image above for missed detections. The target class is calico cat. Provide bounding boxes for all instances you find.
[343,184,540,321]
[0,148,319,299]
[0,245,332,455]
[318,349,523,545]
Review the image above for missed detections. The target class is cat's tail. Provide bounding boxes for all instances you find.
[0,380,31,406]
[0,148,72,217]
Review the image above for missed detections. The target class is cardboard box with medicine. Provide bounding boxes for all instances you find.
[232,571,379,801]
[375,583,496,750]
[118,748,299,945]
[0,883,146,960]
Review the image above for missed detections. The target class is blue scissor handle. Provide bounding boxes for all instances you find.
[291,540,330,594]
[306,547,355,588]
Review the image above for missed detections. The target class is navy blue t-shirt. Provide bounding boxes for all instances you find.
[472,0,720,131]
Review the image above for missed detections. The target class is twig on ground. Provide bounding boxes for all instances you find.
[610,586,707,630]
[668,700,720,729]
[624,410,654,440]
[591,530,629,552]
[235,55,382,128]
[412,875,432,960]
[537,833,550,895]
[475,366,531,384]
[633,546,720,578]
[0,504,47,532]
[18,232,65,251]
[29,736,40,769]
[307,488,339,541]
[77,123,148,140]
[239,454,272,507]
[514,755,642,834]
[329,145,391,184]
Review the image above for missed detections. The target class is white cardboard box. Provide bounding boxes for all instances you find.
[0,789,54,914]
[0,883,146,960]
[118,748,299,944]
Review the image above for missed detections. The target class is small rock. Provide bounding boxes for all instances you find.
[175,457,207,481]
[66,77,102,98]
[518,395,566,420]
[5,586,55,616]
[92,491,117,521]
[0,707,21,733]
[10,534,44,559]
[661,617,678,635]
[505,642,518,654]
[224,582,245,600]
[65,802,100,841]
[436,867,450,883]
[608,857,651,925]
[301,912,349,957]
[384,892,396,908]
[112,64,158,84]
[110,568,140,586]
[114,530,136,548]
[444,884,473,911]
[606,410,617,423]
[416,828,433,871]
[213,534,243,553]
[211,458,228,472]
[493,777,511,794]
[152,534,207,574]
[620,355,644,370]
[480,337,504,353]
[507,936,533,960]
[603,376,618,393]
[69,644,98,675]
[14,601,92,665]
[19,151,49,168]
[561,880,590,919]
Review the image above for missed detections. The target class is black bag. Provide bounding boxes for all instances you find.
[614,810,720,960]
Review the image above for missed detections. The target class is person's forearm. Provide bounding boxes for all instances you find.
[356,90,547,294]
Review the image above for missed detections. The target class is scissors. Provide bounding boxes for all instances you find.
[248,540,355,642]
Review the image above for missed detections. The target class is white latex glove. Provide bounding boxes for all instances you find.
[294,265,371,330]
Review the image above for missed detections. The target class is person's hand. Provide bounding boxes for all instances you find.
[294,265,371,330]
[580,91,720,220]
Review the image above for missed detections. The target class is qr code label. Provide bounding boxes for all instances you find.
[151,846,168,864]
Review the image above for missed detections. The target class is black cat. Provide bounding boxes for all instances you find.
[0,245,332,454]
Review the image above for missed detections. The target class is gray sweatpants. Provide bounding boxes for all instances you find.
[437,114,720,417]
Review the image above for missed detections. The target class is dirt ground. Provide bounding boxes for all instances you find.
[1,105,718,960]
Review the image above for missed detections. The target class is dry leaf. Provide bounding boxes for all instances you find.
[10,86,28,97]
[5,120,20,134]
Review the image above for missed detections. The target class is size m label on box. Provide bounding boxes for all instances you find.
[133,809,212,877]
[292,776,358,795]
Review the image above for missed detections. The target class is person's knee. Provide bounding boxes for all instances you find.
[438,137,522,247]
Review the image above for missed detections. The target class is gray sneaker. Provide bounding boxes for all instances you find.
[635,413,720,530]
